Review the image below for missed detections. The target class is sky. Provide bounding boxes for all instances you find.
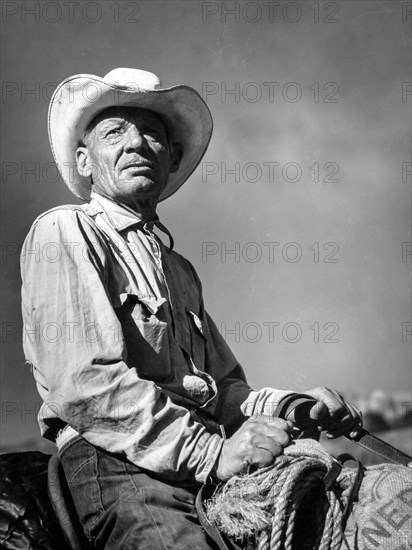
[1,0,411,451]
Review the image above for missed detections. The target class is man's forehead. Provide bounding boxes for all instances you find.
[86,106,167,132]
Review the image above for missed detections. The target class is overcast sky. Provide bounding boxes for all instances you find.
[1,0,411,450]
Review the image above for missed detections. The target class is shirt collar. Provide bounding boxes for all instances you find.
[90,191,153,232]
[89,191,174,251]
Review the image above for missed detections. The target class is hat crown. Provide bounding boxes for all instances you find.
[103,68,162,91]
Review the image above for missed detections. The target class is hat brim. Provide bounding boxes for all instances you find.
[48,75,213,201]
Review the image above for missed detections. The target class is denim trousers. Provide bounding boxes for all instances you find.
[59,436,217,550]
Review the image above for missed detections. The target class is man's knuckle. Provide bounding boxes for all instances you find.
[279,433,290,446]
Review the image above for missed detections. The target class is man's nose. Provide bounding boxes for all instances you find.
[124,126,146,152]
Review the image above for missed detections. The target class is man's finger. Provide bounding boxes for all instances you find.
[309,400,328,421]
[349,421,364,439]
[255,436,286,457]
[249,415,293,433]
[255,424,292,447]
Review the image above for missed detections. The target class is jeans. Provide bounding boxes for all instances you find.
[59,436,217,549]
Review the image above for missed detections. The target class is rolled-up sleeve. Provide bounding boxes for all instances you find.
[21,208,222,483]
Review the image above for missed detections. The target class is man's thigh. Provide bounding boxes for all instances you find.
[59,436,215,550]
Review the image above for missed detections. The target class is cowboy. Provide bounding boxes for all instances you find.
[21,68,362,549]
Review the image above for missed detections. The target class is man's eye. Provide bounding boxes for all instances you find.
[106,128,121,137]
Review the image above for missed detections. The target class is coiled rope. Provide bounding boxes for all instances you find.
[205,439,356,550]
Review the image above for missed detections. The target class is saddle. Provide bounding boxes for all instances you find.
[0,451,91,550]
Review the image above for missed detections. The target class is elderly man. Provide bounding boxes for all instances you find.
[21,69,362,550]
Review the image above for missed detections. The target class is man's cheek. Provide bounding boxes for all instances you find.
[98,164,115,185]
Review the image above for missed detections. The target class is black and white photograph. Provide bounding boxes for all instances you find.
[1,1,411,549]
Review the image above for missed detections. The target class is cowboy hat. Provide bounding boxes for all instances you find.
[48,68,213,201]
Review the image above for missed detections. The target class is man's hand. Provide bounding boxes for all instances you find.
[287,386,363,439]
[215,416,293,481]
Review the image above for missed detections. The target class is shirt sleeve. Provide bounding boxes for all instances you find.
[21,208,222,483]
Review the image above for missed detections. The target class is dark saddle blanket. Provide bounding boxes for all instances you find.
[0,452,73,550]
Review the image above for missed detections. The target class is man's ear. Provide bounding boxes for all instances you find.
[76,146,92,178]
[169,143,183,174]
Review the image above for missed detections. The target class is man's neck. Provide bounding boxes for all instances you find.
[92,190,159,222]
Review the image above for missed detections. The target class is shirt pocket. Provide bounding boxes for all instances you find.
[185,307,207,371]
[115,293,173,382]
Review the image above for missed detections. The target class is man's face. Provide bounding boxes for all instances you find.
[76,107,181,205]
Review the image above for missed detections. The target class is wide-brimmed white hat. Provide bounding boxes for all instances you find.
[48,68,213,201]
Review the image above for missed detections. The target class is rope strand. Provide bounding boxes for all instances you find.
[205,440,356,550]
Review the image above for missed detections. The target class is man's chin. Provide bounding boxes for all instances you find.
[118,177,166,198]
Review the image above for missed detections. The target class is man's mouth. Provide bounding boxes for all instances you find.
[122,161,155,171]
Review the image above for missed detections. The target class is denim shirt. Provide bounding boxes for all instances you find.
[21,192,292,483]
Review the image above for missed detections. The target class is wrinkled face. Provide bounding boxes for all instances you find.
[76,107,181,204]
